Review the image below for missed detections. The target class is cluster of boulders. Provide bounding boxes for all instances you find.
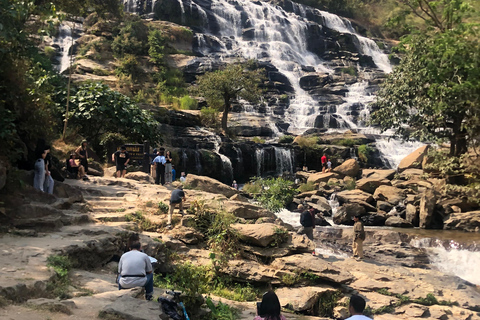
[294,145,480,232]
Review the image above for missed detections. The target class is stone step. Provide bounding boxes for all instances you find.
[84,196,125,201]
[91,206,135,213]
[94,214,128,223]
[86,200,129,207]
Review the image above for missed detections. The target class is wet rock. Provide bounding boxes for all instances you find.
[419,189,437,229]
[356,178,391,194]
[377,201,393,212]
[385,216,413,228]
[373,185,406,205]
[125,172,154,184]
[315,216,331,226]
[398,145,429,172]
[276,286,336,313]
[333,203,366,225]
[231,223,286,247]
[443,210,480,232]
[186,174,238,197]
[333,159,360,177]
[299,73,331,90]
[362,212,387,226]
[100,295,167,320]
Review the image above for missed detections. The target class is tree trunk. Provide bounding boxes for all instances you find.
[450,117,468,157]
[222,101,231,133]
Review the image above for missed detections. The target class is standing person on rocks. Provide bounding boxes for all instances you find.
[112,145,130,178]
[346,295,371,319]
[171,165,176,182]
[321,153,327,173]
[153,148,166,185]
[147,148,158,177]
[75,141,89,174]
[254,291,287,320]
[297,204,315,240]
[168,185,186,229]
[33,149,47,192]
[352,215,366,260]
[117,241,154,301]
[179,172,186,183]
[164,150,173,185]
[43,145,54,194]
[326,158,332,172]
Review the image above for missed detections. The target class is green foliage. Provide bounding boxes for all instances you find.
[371,24,480,157]
[294,136,319,149]
[203,298,239,320]
[247,177,297,212]
[242,182,262,194]
[358,144,374,163]
[99,132,127,159]
[271,227,289,247]
[278,135,295,143]
[298,181,316,193]
[124,211,159,231]
[251,137,265,144]
[148,29,167,65]
[336,138,357,147]
[158,201,169,214]
[340,66,358,76]
[69,82,161,148]
[192,63,265,131]
[281,273,300,286]
[46,255,73,299]
[210,279,259,302]
[112,18,149,57]
[180,95,198,110]
[345,178,356,190]
[316,291,341,317]
[44,46,57,60]
[413,293,458,306]
[115,54,144,82]
[200,107,220,128]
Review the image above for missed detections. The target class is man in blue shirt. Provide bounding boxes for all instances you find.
[171,165,176,182]
[153,148,166,185]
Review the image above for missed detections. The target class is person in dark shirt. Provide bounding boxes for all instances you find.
[168,186,186,229]
[298,204,315,240]
[75,141,89,173]
[112,145,130,178]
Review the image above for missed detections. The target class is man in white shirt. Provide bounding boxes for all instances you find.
[346,295,371,319]
[117,242,154,300]
[153,148,167,185]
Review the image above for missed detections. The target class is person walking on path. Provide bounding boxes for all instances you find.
[352,214,366,260]
[43,145,54,194]
[153,148,166,185]
[164,150,173,184]
[75,141,89,174]
[33,149,47,192]
[346,295,371,319]
[112,145,130,178]
[168,186,186,229]
[297,204,315,240]
[117,242,154,301]
[321,153,327,173]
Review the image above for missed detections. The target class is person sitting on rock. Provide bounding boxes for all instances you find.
[254,291,286,320]
[68,153,86,179]
[167,186,186,229]
[346,295,371,319]
[352,215,366,260]
[297,204,315,240]
[117,241,153,301]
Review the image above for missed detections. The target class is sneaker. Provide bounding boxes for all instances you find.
[146,295,153,301]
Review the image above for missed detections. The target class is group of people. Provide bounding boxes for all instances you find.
[321,153,332,173]
[147,148,175,185]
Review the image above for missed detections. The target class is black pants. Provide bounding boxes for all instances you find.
[81,159,88,173]
[155,165,165,185]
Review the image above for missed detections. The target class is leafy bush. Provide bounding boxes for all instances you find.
[357,144,374,163]
[298,181,316,192]
[278,135,295,143]
[252,137,265,144]
[44,46,56,60]
[158,201,169,214]
[115,54,144,82]
[46,255,73,299]
[180,95,198,110]
[148,29,167,65]
[340,66,358,76]
[336,138,356,147]
[295,136,318,149]
[112,19,149,57]
[204,297,239,320]
[248,177,297,212]
[242,182,262,194]
[200,107,219,128]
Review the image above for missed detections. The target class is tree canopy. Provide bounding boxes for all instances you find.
[193,63,264,132]
[370,24,480,156]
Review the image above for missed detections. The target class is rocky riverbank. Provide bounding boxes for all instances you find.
[1,166,479,319]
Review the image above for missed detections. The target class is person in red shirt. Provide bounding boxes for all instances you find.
[321,153,327,173]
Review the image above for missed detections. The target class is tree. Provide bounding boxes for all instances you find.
[193,63,264,132]
[69,82,161,148]
[370,25,480,156]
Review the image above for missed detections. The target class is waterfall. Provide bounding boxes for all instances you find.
[274,147,293,176]
[255,148,265,177]
[219,153,234,183]
[275,208,301,227]
[194,150,202,173]
[334,80,375,129]
[53,22,80,73]
[326,193,339,225]
[375,139,426,168]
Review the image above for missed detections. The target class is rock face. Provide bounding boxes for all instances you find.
[356,178,391,194]
[419,189,436,229]
[398,145,429,172]
[276,286,336,313]
[333,159,360,177]
[337,189,374,204]
[385,216,413,228]
[362,169,396,180]
[307,172,341,184]
[125,172,154,184]
[373,185,406,205]
[231,223,286,247]
[444,211,480,232]
[186,174,238,198]
[100,296,167,320]
[333,203,366,225]
[223,201,274,219]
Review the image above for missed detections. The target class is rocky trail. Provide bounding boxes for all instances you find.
[1,175,480,320]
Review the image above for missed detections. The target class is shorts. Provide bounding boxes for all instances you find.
[322,163,327,168]
[170,200,182,205]
[116,164,126,171]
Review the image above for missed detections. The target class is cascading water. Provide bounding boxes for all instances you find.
[255,149,265,177]
[274,147,294,176]
[53,22,81,73]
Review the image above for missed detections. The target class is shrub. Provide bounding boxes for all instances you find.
[249,177,297,212]
[358,144,374,163]
[180,95,198,110]
[252,136,265,144]
[125,211,159,231]
[46,255,73,299]
[298,181,316,192]
[242,182,262,194]
[158,201,169,214]
[44,46,57,60]
[204,298,239,320]
[200,107,219,128]
[148,29,167,65]
[278,135,294,143]
[295,136,318,149]
[115,54,144,82]
[336,138,356,147]
[112,19,149,57]
[92,68,110,76]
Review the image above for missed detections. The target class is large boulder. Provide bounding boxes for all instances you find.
[307,172,341,184]
[333,203,366,225]
[221,260,278,283]
[231,223,286,247]
[100,295,167,320]
[373,185,406,205]
[405,203,418,226]
[333,159,360,177]
[385,216,413,228]
[419,189,436,229]
[185,174,238,197]
[223,201,274,219]
[125,172,154,184]
[398,145,429,172]
[276,286,337,313]
[337,190,374,204]
[356,178,391,194]
[443,211,480,232]
[362,169,396,180]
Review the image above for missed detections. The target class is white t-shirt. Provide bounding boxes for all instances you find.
[118,250,153,288]
[346,315,372,320]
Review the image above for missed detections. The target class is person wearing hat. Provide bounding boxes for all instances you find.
[167,185,186,229]
[298,204,315,240]
[352,214,366,260]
